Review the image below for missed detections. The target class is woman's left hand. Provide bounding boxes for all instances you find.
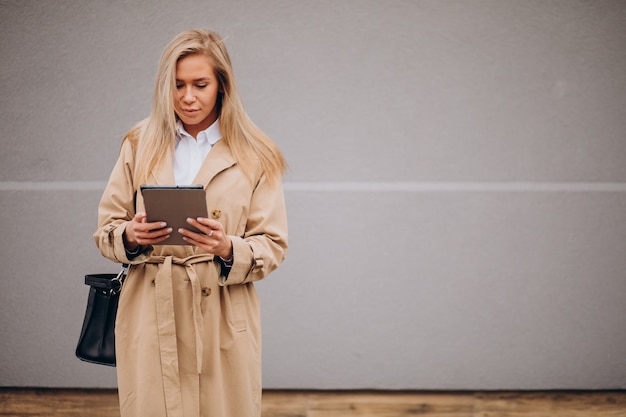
[179,217,233,259]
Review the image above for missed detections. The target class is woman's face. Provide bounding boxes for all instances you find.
[174,54,220,138]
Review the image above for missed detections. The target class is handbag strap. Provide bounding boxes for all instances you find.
[111,263,129,294]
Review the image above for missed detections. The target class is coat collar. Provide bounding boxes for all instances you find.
[150,140,236,187]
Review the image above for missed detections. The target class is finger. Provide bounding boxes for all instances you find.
[179,227,216,243]
[180,235,208,250]
[145,227,172,239]
[136,221,168,233]
[190,217,223,231]
[136,225,172,243]
[184,219,212,239]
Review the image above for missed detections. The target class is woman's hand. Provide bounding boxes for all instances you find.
[179,217,233,259]
[124,212,172,250]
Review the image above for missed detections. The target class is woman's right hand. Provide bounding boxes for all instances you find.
[124,212,173,250]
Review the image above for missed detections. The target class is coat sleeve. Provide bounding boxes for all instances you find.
[93,139,152,265]
[219,173,288,286]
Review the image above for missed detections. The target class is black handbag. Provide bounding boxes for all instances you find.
[76,264,128,366]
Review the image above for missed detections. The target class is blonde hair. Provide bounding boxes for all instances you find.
[130,29,286,186]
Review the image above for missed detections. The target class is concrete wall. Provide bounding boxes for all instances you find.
[1,0,625,389]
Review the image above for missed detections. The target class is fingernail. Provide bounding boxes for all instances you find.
[167,228,173,233]
[161,222,167,227]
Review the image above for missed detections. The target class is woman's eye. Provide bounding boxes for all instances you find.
[196,84,207,89]
[176,84,184,89]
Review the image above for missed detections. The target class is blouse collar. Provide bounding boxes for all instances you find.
[175,119,221,145]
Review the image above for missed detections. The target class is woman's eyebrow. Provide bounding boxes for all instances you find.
[176,77,212,82]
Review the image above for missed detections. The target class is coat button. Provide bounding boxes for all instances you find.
[211,209,221,219]
[202,287,212,296]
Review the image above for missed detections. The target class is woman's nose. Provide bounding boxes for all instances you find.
[182,88,196,103]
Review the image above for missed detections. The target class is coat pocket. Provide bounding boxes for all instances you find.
[224,284,247,332]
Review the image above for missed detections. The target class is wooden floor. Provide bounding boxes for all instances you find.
[0,389,625,416]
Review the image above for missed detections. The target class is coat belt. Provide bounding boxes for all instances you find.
[149,253,213,417]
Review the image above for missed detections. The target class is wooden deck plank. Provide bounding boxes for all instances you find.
[1,388,625,417]
[307,391,474,417]
[262,391,309,417]
[474,391,626,417]
[0,389,121,417]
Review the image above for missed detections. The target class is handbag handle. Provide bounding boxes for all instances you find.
[84,264,129,293]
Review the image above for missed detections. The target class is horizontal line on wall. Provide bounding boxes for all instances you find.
[284,181,626,192]
[0,181,109,190]
[1,181,626,192]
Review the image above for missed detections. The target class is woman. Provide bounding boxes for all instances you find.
[94,29,288,417]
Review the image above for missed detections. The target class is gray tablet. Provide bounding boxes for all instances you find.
[140,185,208,245]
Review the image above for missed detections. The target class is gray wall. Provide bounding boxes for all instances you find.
[1,0,625,390]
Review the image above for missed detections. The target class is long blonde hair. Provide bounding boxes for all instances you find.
[131,29,286,186]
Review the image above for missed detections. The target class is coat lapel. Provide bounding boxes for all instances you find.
[192,140,236,187]
[150,150,176,185]
[148,141,235,187]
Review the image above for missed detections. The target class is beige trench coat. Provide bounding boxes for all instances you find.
[94,137,288,417]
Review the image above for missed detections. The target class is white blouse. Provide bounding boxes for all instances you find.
[173,119,221,185]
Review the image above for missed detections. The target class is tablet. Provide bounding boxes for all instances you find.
[140,185,208,245]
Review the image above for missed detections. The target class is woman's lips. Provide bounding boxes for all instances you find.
[181,109,199,117]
